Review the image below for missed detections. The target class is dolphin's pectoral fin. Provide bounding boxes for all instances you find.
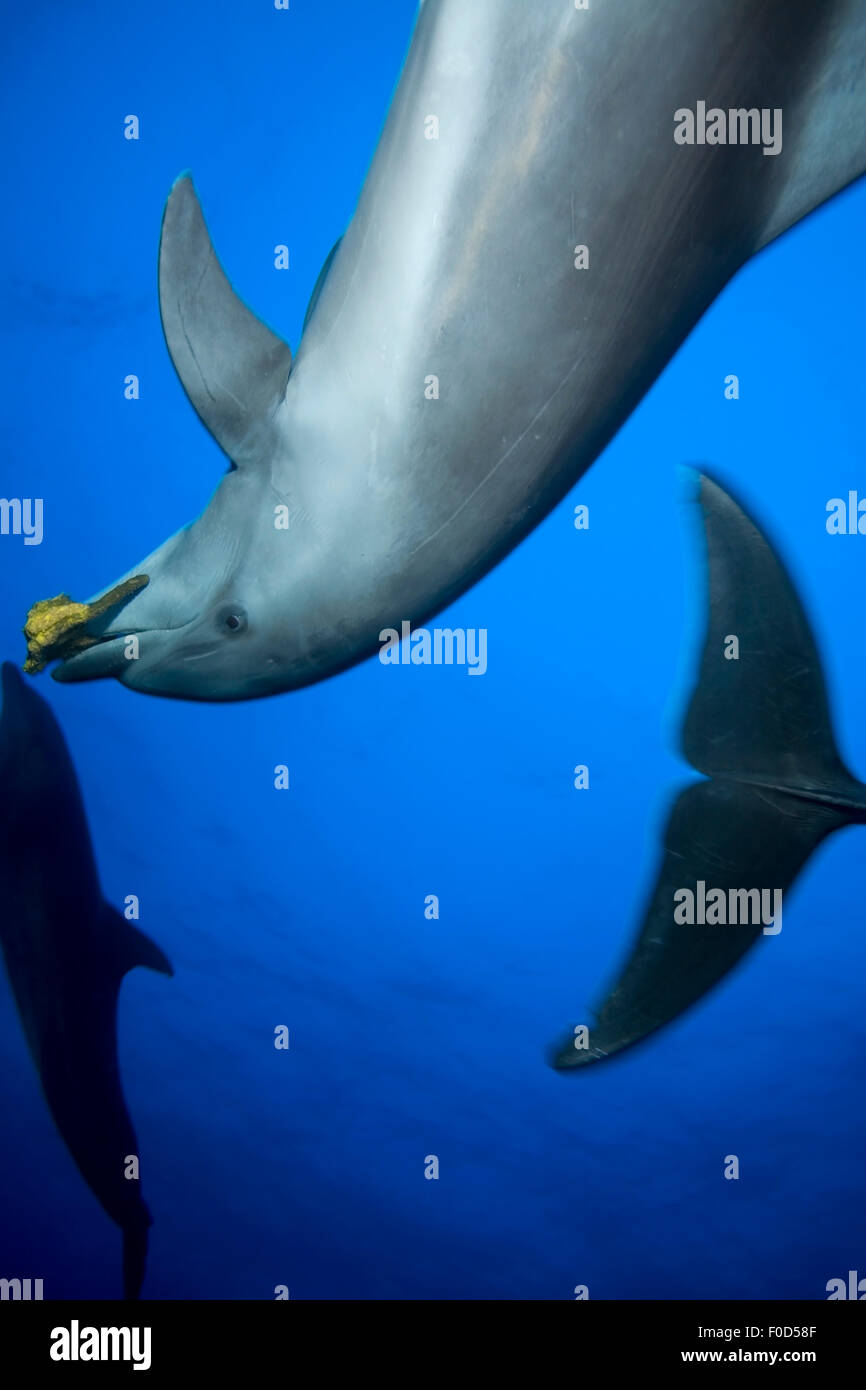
[159,173,293,466]
[552,470,866,1071]
[103,903,173,979]
[22,576,149,674]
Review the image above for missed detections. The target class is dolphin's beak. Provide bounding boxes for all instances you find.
[22,576,150,675]
[51,634,139,683]
[27,529,201,685]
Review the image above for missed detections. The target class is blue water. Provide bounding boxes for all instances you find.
[1,1,864,1300]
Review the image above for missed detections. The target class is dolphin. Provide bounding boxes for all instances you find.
[0,663,172,1297]
[552,471,866,1070]
[37,0,866,699]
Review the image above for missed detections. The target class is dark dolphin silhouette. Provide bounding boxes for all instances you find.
[0,663,172,1295]
[553,472,866,1069]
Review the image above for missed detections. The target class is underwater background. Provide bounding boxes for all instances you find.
[1,0,864,1300]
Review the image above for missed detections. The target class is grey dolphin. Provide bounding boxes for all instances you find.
[0,663,172,1296]
[44,0,866,699]
[552,472,866,1070]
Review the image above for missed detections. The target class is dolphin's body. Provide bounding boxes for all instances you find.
[0,664,172,1296]
[48,0,866,699]
[553,473,866,1069]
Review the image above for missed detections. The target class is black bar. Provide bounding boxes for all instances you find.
[1,1299,862,1375]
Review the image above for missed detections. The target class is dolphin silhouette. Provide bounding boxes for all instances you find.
[41,0,866,699]
[552,472,866,1070]
[0,664,172,1296]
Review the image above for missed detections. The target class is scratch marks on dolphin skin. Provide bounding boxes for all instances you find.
[407,352,580,559]
[181,317,217,404]
[437,41,569,329]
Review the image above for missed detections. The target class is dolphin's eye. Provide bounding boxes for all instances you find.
[217,604,247,634]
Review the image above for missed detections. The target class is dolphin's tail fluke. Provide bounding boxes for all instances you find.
[122,1223,149,1301]
[553,469,866,1070]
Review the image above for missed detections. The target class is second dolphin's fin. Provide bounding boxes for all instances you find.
[551,778,847,1069]
[682,474,860,792]
[103,904,174,980]
[553,471,866,1070]
[158,174,293,467]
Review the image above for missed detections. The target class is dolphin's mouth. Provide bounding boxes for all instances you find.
[23,574,207,684]
[51,611,203,684]
[51,632,146,683]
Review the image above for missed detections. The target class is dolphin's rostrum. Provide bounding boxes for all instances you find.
[552,472,866,1070]
[0,664,172,1296]
[33,0,866,699]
